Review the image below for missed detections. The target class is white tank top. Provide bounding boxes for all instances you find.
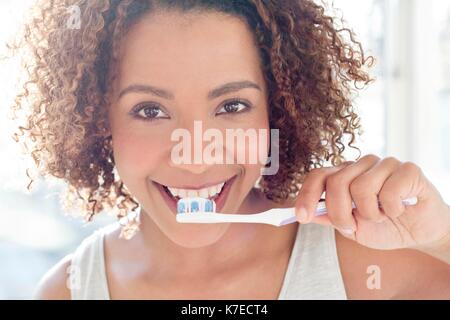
[69,222,347,299]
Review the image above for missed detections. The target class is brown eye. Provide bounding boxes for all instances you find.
[132,104,169,121]
[216,100,249,115]
[141,106,160,118]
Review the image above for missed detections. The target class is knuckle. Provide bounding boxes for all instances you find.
[382,156,401,166]
[307,167,324,179]
[361,154,381,164]
[401,161,421,175]
[326,164,353,189]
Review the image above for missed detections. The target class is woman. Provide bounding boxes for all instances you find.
[10,0,449,299]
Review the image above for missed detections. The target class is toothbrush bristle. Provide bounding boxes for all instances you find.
[177,197,216,214]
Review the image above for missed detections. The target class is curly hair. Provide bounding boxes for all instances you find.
[9,0,373,239]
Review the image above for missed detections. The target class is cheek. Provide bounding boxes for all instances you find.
[237,111,270,169]
[112,126,169,178]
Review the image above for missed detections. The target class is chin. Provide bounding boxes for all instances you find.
[165,223,231,248]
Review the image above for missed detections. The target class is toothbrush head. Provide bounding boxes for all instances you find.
[177,197,216,214]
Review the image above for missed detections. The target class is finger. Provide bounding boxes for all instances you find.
[379,161,424,219]
[326,154,380,234]
[295,161,353,224]
[309,199,332,227]
[350,157,402,222]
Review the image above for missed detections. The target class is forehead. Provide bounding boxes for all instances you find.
[117,10,265,91]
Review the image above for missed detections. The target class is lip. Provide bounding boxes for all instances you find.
[153,175,238,215]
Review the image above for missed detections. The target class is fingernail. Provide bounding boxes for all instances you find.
[339,227,355,235]
[297,207,309,223]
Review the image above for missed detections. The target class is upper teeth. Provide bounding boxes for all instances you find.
[167,182,225,199]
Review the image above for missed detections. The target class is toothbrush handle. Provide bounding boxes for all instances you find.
[314,196,418,216]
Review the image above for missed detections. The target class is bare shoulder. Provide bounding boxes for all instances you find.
[336,231,450,299]
[33,254,73,300]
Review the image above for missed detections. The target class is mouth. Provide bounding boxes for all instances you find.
[153,175,238,215]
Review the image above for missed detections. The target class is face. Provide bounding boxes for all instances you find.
[108,9,270,248]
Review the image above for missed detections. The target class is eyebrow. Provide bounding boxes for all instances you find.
[117,80,262,100]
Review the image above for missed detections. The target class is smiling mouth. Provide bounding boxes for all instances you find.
[153,175,238,214]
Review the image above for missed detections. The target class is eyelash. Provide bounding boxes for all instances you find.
[130,99,252,122]
[217,99,251,115]
[130,103,169,122]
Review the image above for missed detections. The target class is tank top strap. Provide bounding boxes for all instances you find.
[69,224,116,300]
[278,223,347,299]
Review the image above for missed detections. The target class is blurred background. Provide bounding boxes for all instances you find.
[0,0,449,299]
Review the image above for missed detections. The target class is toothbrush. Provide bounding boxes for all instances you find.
[175,196,418,227]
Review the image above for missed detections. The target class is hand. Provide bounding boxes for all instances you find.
[295,154,450,250]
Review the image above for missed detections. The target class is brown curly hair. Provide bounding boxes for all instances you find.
[9,0,373,239]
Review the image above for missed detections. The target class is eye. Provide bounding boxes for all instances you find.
[131,103,169,121]
[216,99,251,115]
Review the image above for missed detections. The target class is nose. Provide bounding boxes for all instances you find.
[168,119,216,174]
[169,161,211,175]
